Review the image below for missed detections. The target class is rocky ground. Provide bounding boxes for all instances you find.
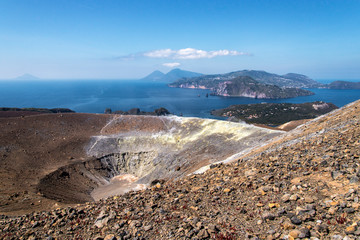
[0,100,360,239]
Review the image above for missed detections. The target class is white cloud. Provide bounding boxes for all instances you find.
[143,48,249,59]
[162,62,181,68]
[144,49,174,58]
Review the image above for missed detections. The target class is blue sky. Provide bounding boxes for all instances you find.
[0,0,359,79]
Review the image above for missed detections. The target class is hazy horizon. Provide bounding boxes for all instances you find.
[1,1,359,79]
[2,71,360,82]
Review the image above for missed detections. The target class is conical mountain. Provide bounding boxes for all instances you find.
[141,68,202,82]
[141,70,165,81]
[14,74,39,80]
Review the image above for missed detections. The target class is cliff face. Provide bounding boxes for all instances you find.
[170,69,322,88]
[211,77,313,99]
[170,76,314,99]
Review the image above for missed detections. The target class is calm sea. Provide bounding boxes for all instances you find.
[0,79,359,119]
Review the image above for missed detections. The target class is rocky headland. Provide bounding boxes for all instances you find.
[326,81,360,90]
[170,70,322,89]
[0,99,360,239]
[0,107,74,118]
[169,76,314,99]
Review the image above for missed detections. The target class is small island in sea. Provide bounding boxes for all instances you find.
[326,80,360,89]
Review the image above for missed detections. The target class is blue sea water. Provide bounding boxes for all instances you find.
[0,79,359,119]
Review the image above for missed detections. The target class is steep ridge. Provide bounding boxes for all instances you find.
[1,100,359,239]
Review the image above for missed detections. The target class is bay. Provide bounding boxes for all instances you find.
[0,79,359,119]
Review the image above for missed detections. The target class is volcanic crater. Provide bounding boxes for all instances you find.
[0,113,283,214]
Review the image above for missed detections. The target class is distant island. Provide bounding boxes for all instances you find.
[326,80,360,89]
[141,68,202,82]
[211,101,338,125]
[13,74,39,80]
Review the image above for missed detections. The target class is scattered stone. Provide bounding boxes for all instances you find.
[283,221,295,230]
[349,176,359,183]
[345,224,357,234]
[143,225,153,231]
[298,227,310,238]
[290,216,302,225]
[197,229,209,239]
[245,169,257,177]
[281,194,291,202]
[262,212,276,221]
[304,196,314,203]
[289,194,299,201]
[314,224,329,234]
[331,235,343,240]
[328,207,337,215]
[344,208,355,213]
[94,210,114,228]
[331,171,343,180]
[268,203,280,208]
[289,229,301,238]
[104,234,116,240]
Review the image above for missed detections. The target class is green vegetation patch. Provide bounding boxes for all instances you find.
[211,101,338,125]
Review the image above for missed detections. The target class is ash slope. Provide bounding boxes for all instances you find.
[1,100,360,239]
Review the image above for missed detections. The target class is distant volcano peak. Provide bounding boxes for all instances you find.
[141,68,202,82]
[14,74,39,80]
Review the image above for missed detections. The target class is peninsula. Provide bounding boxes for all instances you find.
[211,101,338,125]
